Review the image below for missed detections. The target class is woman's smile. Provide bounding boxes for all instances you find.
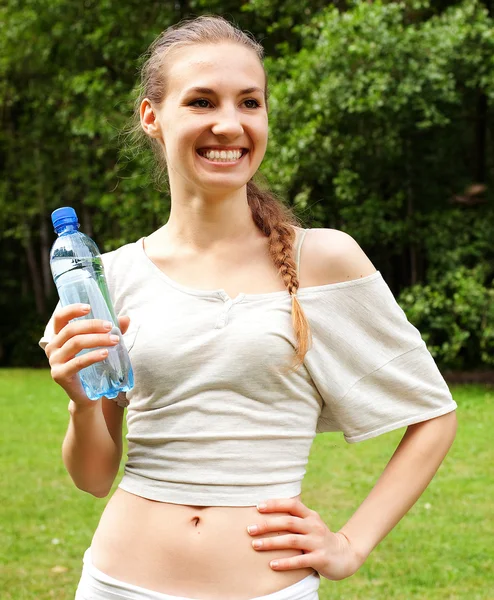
[196,147,249,166]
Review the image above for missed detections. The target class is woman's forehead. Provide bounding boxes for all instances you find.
[165,43,265,95]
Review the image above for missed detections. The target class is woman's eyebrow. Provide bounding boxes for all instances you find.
[183,86,264,96]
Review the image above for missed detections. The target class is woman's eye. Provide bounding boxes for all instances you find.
[190,98,211,108]
[244,99,260,109]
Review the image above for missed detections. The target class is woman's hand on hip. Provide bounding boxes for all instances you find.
[247,497,361,581]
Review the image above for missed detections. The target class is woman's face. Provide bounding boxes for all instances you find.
[145,42,268,194]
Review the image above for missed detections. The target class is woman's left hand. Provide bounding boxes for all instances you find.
[247,498,362,581]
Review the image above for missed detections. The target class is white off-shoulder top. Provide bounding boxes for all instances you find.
[39,229,457,506]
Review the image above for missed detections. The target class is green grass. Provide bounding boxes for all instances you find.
[0,369,492,599]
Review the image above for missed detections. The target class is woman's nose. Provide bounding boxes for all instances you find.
[211,108,244,138]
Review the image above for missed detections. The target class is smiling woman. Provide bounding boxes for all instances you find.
[140,42,269,197]
[39,13,457,600]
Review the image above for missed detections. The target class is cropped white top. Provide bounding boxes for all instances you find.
[39,229,457,506]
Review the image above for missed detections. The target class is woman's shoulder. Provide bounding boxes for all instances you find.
[101,238,141,270]
[299,227,377,288]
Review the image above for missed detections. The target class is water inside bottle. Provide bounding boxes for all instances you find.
[51,256,114,317]
[51,255,133,400]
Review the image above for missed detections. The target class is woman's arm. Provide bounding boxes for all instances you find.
[62,396,124,498]
[338,410,458,566]
[309,228,458,561]
[44,305,130,498]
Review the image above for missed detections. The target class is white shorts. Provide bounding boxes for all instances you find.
[75,547,320,600]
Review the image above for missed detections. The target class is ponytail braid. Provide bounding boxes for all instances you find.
[247,181,312,372]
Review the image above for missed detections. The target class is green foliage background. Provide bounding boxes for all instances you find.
[1,0,493,369]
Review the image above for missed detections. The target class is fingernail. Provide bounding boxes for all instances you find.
[110,335,120,343]
[257,502,267,511]
[103,321,112,330]
[81,304,90,312]
[252,540,263,548]
[270,561,279,569]
[247,525,258,534]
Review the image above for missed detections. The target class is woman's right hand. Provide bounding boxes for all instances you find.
[44,303,131,406]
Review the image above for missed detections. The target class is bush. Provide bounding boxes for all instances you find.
[398,266,494,370]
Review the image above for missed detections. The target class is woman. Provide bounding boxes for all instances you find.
[39,15,458,600]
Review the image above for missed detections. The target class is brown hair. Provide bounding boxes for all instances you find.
[122,15,312,371]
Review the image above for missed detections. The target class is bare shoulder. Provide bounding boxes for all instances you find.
[300,228,377,286]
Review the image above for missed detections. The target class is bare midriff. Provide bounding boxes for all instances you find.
[90,488,316,600]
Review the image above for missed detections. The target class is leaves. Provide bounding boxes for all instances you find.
[399,266,494,369]
[1,0,493,367]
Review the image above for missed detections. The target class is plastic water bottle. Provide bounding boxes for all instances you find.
[49,206,134,401]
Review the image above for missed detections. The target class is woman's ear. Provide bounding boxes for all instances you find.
[140,98,162,139]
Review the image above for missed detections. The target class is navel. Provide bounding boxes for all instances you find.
[191,516,201,527]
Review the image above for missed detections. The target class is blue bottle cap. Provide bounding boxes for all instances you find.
[51,207,79,232]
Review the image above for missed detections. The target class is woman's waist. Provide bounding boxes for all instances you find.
[90,488,315,597]
[93,487,302,556]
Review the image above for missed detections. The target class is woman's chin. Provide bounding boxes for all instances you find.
[200,182,249,196]
[194,173,252,193]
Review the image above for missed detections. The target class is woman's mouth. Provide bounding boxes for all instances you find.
[196,148,248,165]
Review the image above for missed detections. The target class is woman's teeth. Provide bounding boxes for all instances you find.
[198,149,244,162]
